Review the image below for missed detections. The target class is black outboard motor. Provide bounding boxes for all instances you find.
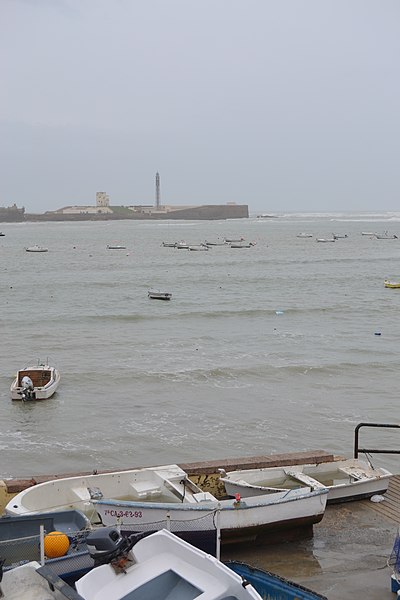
[85,527,148,570]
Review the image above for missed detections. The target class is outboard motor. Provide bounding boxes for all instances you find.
[85,527,147,572]
[20,376,35,401]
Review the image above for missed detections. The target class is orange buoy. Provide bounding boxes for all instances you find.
[44,531,70,558]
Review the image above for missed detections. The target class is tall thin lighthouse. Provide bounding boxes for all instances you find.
[155,172,160,209]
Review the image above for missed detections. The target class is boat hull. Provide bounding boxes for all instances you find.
[10,365,60,400]
[94,488,327,544]
[220,459,392,504]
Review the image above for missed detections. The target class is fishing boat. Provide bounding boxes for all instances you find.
[219,457,392,504]
[5,464,328,546]
[375,231,398,239]
[0,528,327,600]
[175,241,189,249]
[25,245,48,252]
[230,242,255,248]
[10,362,61,401]
[204,239,226,246]
[148,290,172,300]
[0,232,5,236]
[384,280,400,289]
[188,244,209,251]
[224,237,244,243]
[0,509,91,572]
[76,529,264,600]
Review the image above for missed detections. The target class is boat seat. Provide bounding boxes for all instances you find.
[338,466,369,480]
[70,487,92,503]
[193,492,217,502]
[130,481,162,499]
[284,470,327,489]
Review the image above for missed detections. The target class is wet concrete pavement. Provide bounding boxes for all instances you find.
[222,499,398,599]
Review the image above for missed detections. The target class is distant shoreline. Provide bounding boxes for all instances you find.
[0,203,249,222]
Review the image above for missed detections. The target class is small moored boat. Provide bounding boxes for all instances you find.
[230,242,255,248]
[219,458,392,504]
[316,238,335,243]
[384,280,400,289]
[224,237,244,243]
[75,529,264,600]
[188,244,209,251]
[148,290,172,300]
[5,463,328,547]
[297,233,313,238]
[10,362,61,401]
[25,245,48,252]
[106,244,126,250]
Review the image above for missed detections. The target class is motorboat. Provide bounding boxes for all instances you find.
[106,245,126,250]
[148,290,172,300]
[219,458,392,504]
[361,231,376,236]
[0,231,5,236]
[332,233,348,239]
[175,241,190,249]
[5,464,328,546]
[224,237,244,243]
[188,244,209,251]
[315,238,335,243]
[161,241,177,247]
[204,240,226,246]
[25,245,48,252]
[0,528,327,599]
[230,242,255,248]
[375,231,398,239]
[76,529,264,600]
[384,280,400,289]
[10,362,61,401]
[297,233,313,238]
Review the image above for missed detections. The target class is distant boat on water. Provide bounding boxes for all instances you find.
[384,280,400,289]
[25,245,48,252]
[297,233,313,238]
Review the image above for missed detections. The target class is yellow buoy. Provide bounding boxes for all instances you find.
[44,531,70,558]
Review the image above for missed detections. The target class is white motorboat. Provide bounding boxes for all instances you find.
[375,231,398,239]
[188,244,209,251]
[25,245,48,252]
[219,458,392,504]
[316,238,335,243]
[10,362,60,401]
[148,290,172,300]
[76,529,264,600]
[230,242,254,248]
[5,464,328,546]
[224,237,244,243]
[297,233,313,238]
[0,529,265,600]
[106,244,126,250]
[175,241,189,249]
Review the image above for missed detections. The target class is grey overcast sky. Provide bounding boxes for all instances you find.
[1,1,399,213]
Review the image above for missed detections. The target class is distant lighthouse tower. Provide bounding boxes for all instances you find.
[155,172,160,209]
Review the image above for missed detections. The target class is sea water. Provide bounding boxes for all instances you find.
[1,213,400,478]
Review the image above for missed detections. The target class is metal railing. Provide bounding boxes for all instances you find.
[354,422,400,459]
